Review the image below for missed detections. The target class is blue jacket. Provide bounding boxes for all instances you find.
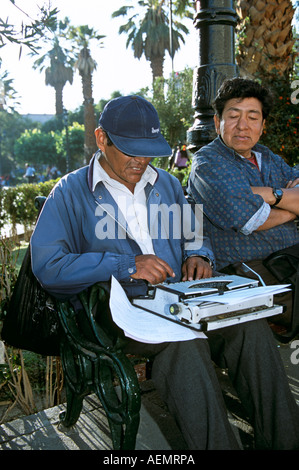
[187,137,299,269]
[31,155,214,299]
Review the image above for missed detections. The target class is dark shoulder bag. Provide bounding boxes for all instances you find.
[1,245,61,356]
[263,242,299,338]
[263,242,299,288]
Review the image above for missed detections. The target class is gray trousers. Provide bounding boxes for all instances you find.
[123,319,299,450]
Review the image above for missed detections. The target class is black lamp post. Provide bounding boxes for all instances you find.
[187,0,238,152]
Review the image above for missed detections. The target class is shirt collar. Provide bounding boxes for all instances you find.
[216,136,262,166]
[92,150,157,192]
[237,150,262,169]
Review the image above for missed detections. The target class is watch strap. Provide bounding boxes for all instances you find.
[272,188,283,206]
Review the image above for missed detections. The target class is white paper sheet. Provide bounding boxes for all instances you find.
[186,285,291,305]
[109,276,206,343]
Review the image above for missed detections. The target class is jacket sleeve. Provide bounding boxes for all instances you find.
[180,192,215,265]
[30,186,136,299]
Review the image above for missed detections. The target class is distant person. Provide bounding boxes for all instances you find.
[37,173,46,183]
[23,163,36,184]
[173,144,190,169]
[9,170,16,186]
[49,166,58,179]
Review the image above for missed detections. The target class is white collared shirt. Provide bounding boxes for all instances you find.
[93,156,156,254]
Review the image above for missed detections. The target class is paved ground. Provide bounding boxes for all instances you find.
[0,338,298,452]
[0,380,186,451]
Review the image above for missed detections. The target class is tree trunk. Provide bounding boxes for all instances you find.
[150,56,164,83]
[55,83,64,116]
[80,71,97,163]
[236,0,296,77]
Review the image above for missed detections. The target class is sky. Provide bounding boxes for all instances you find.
[0,0,199,115]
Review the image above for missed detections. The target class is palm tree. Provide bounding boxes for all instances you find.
[235,0,296,77]
[169,0,194,17]
[33,35,73,116]
[112,0,189,83]
[67,25,105,162]
[0,69,20,111]
[0,1,58,53]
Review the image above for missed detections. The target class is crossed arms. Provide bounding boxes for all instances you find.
[251,178,299,231]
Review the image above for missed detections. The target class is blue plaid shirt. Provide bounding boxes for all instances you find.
[187,137,299,269]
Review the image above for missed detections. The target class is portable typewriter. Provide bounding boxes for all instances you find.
[132,275,286,332]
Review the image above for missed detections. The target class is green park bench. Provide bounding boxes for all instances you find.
[56,283,141,450]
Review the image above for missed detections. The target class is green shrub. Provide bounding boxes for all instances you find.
[259,73,298,167]
[0,179,58,234]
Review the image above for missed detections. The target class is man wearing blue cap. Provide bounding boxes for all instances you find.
[31,95,299,450]
[31,95,214,296]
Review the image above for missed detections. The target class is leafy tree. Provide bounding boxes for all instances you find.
[0,110,34,176]
[95,91,123,117]
[260,73,298,167]
[0,69,20,111]
[112,0,189,83]
[0,0,58,54]
[54,122,85,171]
[66,24,105,162]
[68,105,84,126]
[14,128,58,170]
[41,115,65,133]
[150,67,193,148]
[170,0,194,17]
[145,67,193,171]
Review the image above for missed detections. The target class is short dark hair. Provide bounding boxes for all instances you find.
[213,77,274,120]
[99,127,114,146]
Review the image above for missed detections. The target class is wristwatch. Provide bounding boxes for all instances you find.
[187,254,214,268]
[199,255,214,268]
[272,188,283,206]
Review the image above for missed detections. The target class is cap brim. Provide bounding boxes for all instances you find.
[107,132,172,158]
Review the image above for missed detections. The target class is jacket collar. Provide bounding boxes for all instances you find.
[87,150,160,194]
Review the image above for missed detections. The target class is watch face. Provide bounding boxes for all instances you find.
[275,189,283,198]
[272,188,283,205]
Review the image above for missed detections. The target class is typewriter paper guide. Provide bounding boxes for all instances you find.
[109,276,290,343]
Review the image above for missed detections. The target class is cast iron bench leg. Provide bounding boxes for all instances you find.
[56,297,141,450]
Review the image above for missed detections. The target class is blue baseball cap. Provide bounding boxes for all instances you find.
[98,95,172,158]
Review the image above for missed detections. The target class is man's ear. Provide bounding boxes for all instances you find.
[94,127,106,151]
[260,119,266,137]
[214,114,220,134]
